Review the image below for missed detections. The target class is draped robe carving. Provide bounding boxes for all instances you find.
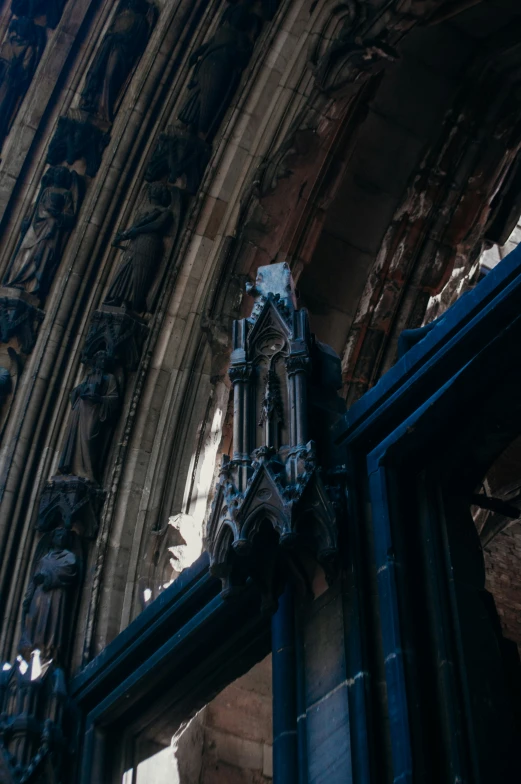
[80,0,154,123]
[0,17,45,148]
[58,354,120,483]
[178,1,261,139]
[3,166,81,298]
[105,184,172,313]
[19,529,78,663]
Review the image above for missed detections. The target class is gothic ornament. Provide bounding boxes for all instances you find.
[11,0,68,29]
[104,183,173,313]
[37,475,105,540]
[145,126,211,193]
[206,264,344,610]
[312,2,398,96]
[58,352,121,484]
[47,114,110,177]
[178,1,262,140]
[0,17,45,150]
[82,307,148,371]
[2,166,83,300]
[80,0,157,124]
[0,290,44,353]
[0,662,70,783]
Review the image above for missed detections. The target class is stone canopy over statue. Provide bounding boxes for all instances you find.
[105,183,173,313]
[3,166,82,299]
[0,17,45,149]
[11,0,68,29]
[58,351,120,483]
[80,0,156,123]
[19,528,79,664]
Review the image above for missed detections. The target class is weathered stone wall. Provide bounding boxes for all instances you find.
[485,529,521,654]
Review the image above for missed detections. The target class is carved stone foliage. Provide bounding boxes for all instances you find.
[145,126,211,193]
[58,352,121,485]
[104,183,174,313]
[80,0,157,125]
[82,307,148,371]
[12,0,68,29]
[0,662,70,784]
[0,16,46,149]
[2,166,84,301]
[47,114,110,177]
[206,263,345,611]
[0,289,44,353]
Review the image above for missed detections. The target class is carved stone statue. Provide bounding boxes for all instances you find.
[11,0,68,29]
[104,183,172,313]
[3,166,82,298]
[80,0,155,123]
[178,0,261,139]
[0,17,45,149]
[19,528,79,663]
[58,351,120,483]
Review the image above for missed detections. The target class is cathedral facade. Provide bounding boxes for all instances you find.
[0,0,520,781]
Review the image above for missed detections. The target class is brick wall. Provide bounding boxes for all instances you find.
[484,527,521,654]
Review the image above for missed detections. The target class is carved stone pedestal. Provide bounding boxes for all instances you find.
[0,288,44,354]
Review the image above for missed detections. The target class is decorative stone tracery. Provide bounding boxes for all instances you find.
[207,263,345,610]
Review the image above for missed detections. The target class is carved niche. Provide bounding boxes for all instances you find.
[80,0,157,124]
[2,166,84,302]
[0,16,46,150]
[206,263,346,612]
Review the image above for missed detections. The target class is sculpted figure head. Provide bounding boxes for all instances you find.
[92,350,111,372]
[51,528,71,550]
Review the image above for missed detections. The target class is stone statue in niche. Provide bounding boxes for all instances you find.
[178,0,262,140]
[80,0,156,124]
[12,0,67,29]
[3,166,82,299]
[19,528,79,663]
[104,183,173,313]
[0,17,45,149]
[145,125,211,194]
[58,351,120,483]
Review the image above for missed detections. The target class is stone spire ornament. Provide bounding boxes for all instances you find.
[206,263,346,611]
